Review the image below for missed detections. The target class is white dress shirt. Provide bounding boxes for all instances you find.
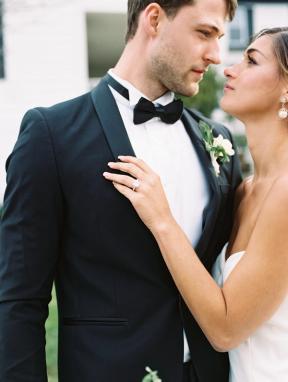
[108,69,210,362]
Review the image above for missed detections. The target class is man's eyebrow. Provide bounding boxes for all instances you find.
[196,23,225,38]
[246,48,268,59]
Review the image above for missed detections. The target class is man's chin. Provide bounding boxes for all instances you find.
[185,84,199,97]
[173,83,199,97]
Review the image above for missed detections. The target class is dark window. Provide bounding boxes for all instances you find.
[86,13,126,78]
[0,0,4,78]
[229,5,253,51]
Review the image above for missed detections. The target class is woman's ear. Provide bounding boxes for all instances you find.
[279,92,288,120]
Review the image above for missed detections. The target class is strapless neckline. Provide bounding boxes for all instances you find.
[223,243,245,265]
[212,242,288,382]
[225,250,245,264]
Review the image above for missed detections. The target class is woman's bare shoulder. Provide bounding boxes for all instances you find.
[266,175,288,207]
[233,176,253,210]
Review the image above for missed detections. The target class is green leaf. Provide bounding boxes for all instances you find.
[199,120,213,147]
[142,367,162,382]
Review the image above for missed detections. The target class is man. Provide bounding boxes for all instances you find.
[0,0,241,381]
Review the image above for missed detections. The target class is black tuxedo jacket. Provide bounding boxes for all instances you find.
[0,75,242,381]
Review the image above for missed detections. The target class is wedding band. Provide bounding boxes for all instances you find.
[132,179,140,192]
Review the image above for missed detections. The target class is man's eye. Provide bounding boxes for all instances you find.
[198,30,211,37]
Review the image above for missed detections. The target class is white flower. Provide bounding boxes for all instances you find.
[199,121,235,177]
[213,134,235,156]
[210,152,220,176]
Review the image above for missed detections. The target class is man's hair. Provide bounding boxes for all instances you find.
[125,0,238,42]
[252,27,288,80]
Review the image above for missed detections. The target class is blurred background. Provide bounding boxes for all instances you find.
[0,0,287,380]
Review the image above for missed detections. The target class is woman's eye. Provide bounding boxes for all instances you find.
[247,55,257,65]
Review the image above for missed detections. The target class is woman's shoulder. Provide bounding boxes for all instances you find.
[233,176,253,210]
[237,175,253,195]
[266,175,288,205]
[254,175,288,228]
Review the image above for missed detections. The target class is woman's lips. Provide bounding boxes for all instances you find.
[224,84,235,91]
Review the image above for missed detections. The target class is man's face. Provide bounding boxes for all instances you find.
[149,0,227,96]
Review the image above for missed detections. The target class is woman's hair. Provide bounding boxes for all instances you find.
[125,0,238,42]
[252,27,288,79]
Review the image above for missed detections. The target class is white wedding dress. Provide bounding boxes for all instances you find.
[212,244,288,382]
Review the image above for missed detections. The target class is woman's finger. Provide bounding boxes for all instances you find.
[103,172,137,190]
[112,182,135,201]
[107,161,144,180]
[118,156,154,174]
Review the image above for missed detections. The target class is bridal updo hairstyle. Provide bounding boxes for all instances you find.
[251,28,288,80]
[125,0,238,42]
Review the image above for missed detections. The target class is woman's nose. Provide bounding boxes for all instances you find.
[224,65,237,78]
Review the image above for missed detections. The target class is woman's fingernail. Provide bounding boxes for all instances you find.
[103,172,109,177]
[108,162,114,167]
[118,155,124,160]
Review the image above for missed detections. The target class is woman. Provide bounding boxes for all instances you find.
[103,27,288,381]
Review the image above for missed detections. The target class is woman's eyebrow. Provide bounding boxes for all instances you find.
[246,48,268,59]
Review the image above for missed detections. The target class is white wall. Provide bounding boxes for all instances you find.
[254,4,288,32]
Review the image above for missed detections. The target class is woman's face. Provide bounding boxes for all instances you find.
[220,35,287,121]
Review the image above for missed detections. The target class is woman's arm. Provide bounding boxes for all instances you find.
[103,156,288,351]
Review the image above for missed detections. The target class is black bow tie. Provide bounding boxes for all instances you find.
[133,97,183,125]
[104,73,183,125]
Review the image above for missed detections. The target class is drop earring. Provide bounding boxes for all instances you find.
[278,95,288,120]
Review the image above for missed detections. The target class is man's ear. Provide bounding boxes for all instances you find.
[141,3,166,37]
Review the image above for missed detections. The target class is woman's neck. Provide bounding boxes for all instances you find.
[244,115,288,180]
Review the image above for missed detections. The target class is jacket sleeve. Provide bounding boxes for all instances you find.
[0,109,63,381]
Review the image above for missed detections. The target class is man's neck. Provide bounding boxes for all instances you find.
[113,44,168,101]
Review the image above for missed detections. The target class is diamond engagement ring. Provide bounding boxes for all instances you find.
[132,179,140,191]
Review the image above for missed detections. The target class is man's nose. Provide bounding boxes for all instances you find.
[204,41,221,65]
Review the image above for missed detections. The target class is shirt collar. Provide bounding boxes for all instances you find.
[108,69,175,107]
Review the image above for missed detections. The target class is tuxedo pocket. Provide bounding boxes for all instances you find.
[62,317,128,326]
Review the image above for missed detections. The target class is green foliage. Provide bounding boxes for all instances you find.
[233,134,247,149]
[46,288,58,381]
[178,67,224,118]
[142,367,162,382]
[233,134,252,176]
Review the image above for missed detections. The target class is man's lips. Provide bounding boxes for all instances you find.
[192,69,206,74]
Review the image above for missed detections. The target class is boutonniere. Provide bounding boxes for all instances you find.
[142,366,162,382]
[199,120,235,176]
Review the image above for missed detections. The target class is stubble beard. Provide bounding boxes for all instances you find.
[150,51,199,97]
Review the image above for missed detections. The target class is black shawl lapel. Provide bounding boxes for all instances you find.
[181,109,221,258]
[90,75,136,160]
[90,79,221,258]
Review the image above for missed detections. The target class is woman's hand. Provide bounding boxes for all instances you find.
[103,156,174,232]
